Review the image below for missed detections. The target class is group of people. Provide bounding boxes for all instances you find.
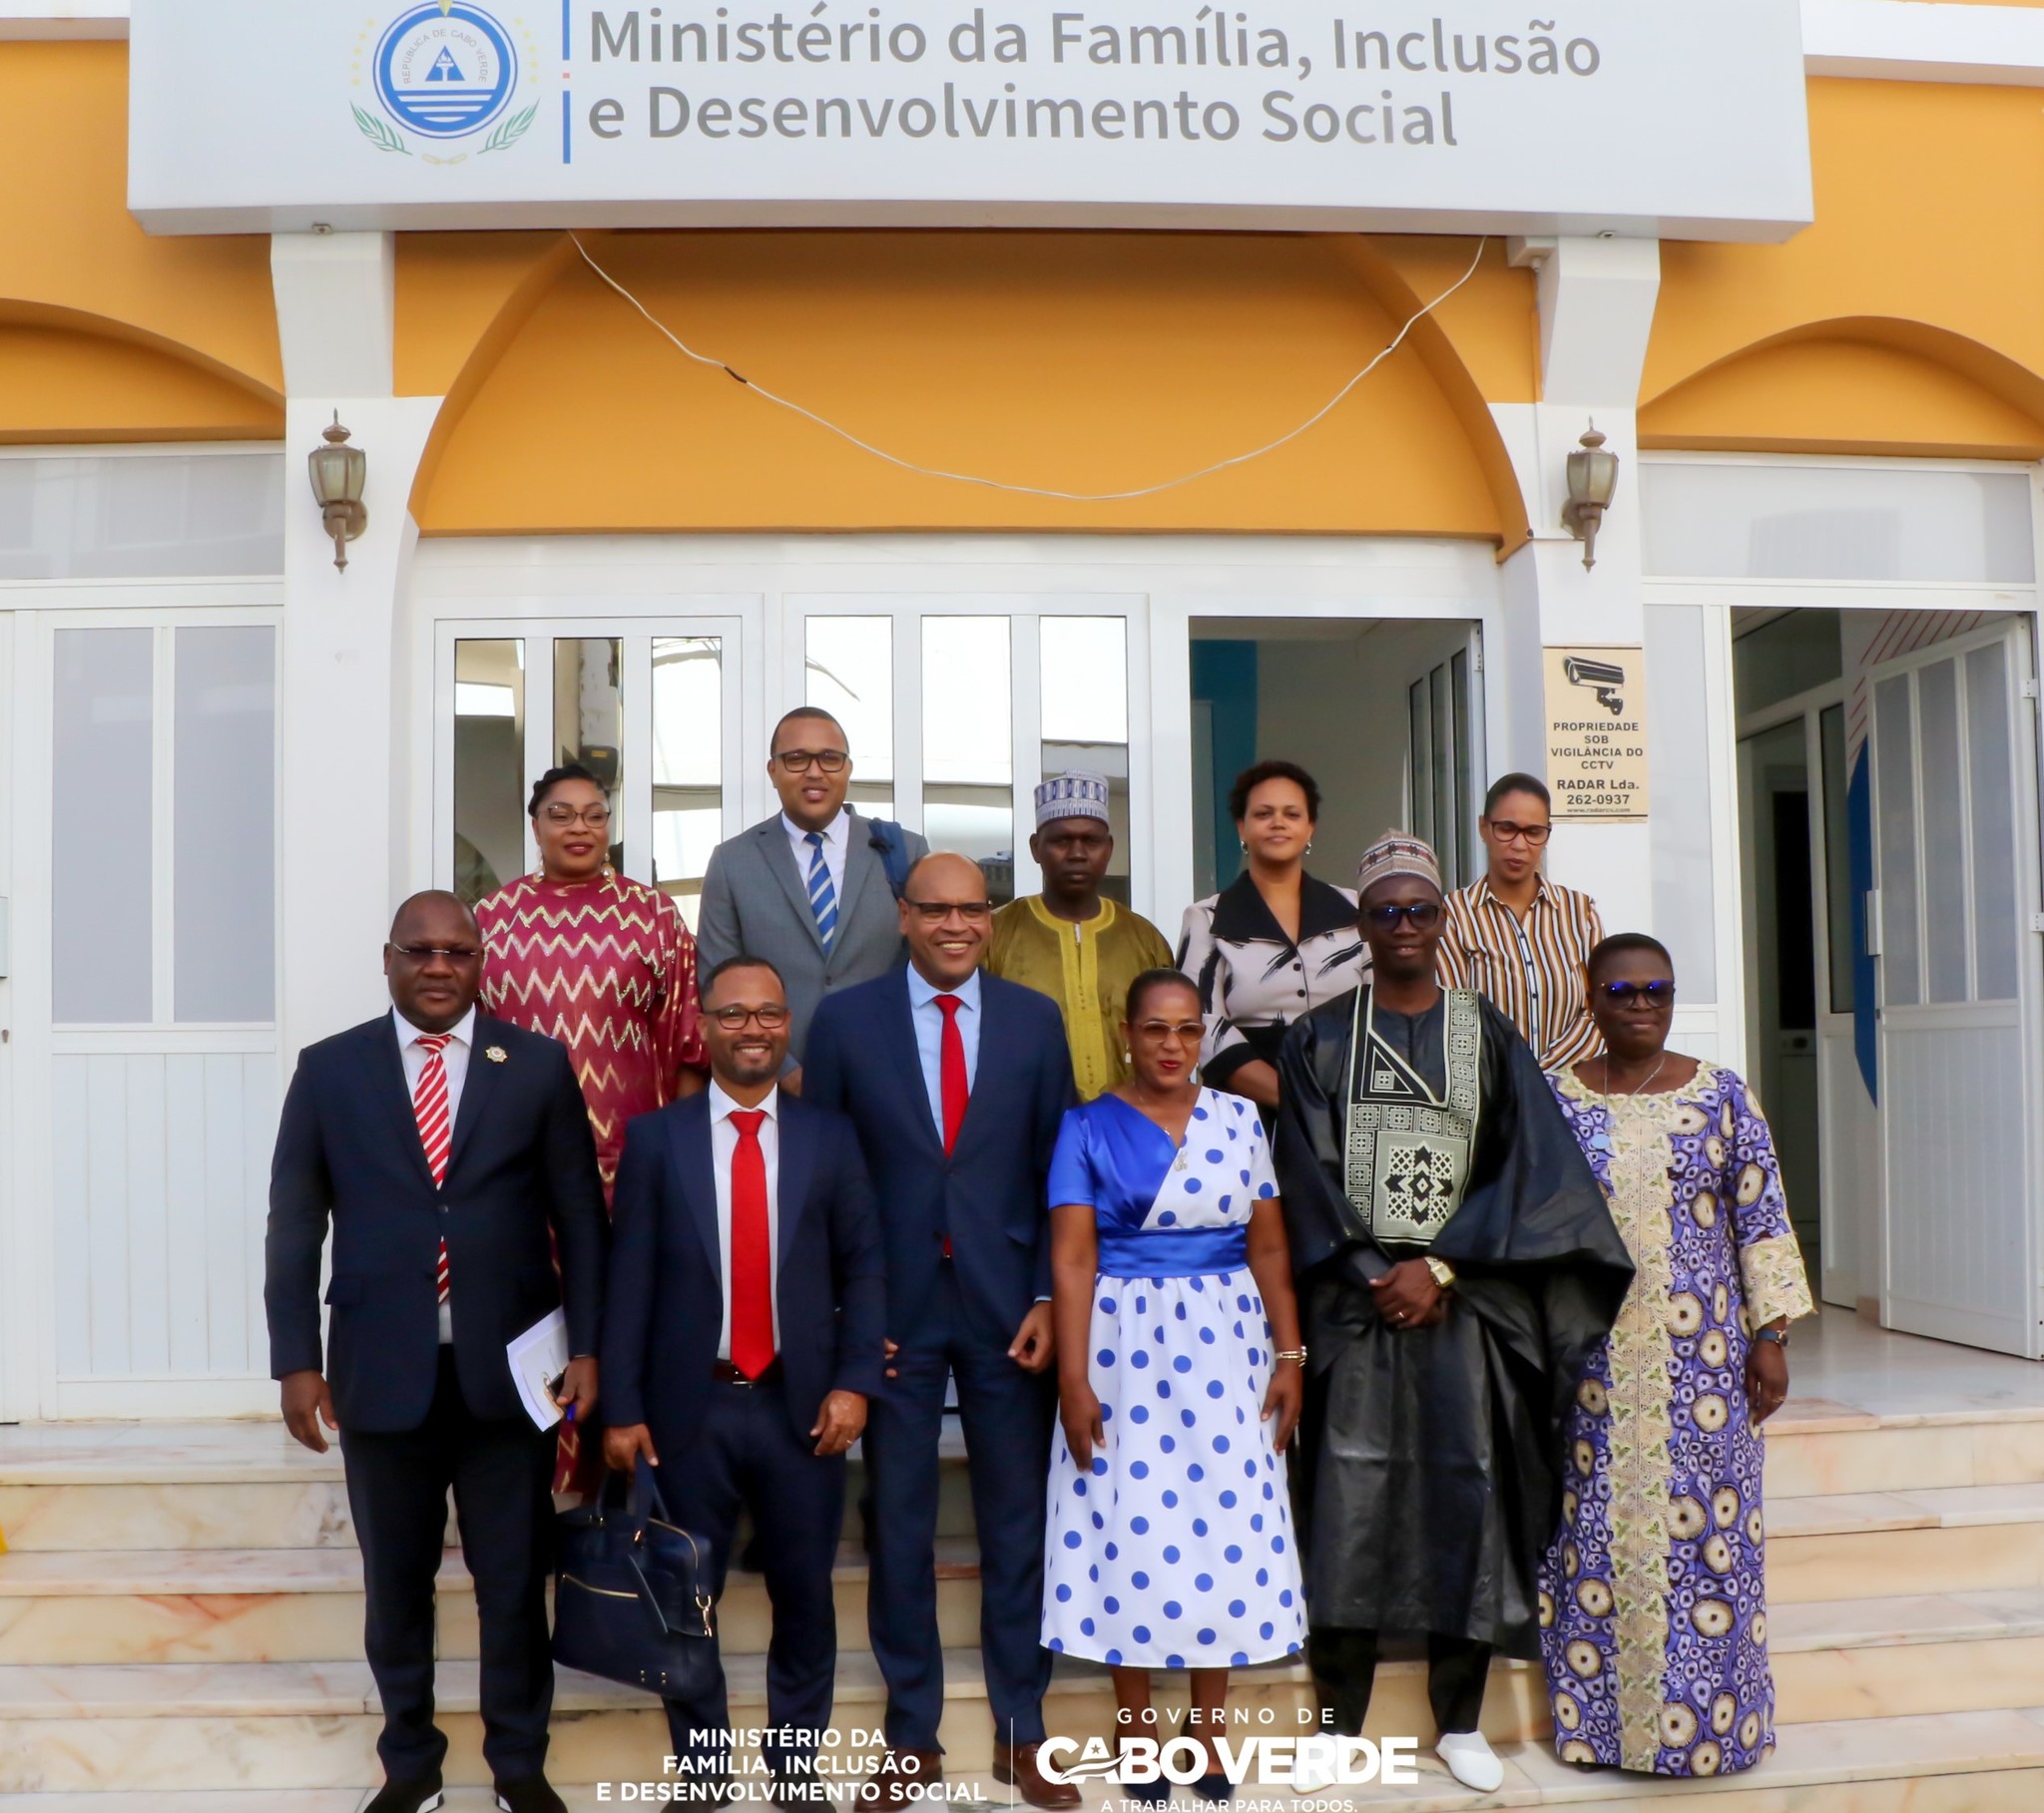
[264,706,1812,1813]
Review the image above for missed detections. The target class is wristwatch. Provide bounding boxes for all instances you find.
[1754,1327,1789,1348]
[1424,1256,1457,1290]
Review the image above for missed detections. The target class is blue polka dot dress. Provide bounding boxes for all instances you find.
[1042,1088,1306,1669]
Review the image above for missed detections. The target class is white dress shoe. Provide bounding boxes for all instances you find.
[1436,1730,1504,1794]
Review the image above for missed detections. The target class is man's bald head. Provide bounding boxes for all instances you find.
[899,852,992,990]
[390,889,479,945]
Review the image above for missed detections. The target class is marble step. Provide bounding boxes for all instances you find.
[1768,1482,2044,1603]
[9,1708,2044,1809]
[1764,1400,2044,1500]
[0,1541,982,1665]
[0,1425,971,1553]
[0,1649,1560,1793]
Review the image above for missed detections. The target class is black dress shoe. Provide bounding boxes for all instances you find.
[364,1780,444,1813]
[495,1775,569,1813]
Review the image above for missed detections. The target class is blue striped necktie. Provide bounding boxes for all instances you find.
[804,831,838,952]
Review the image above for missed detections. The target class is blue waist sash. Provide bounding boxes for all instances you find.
[1096,1225,1248,1280]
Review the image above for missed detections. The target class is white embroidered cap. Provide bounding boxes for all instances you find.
[1034,770,1112,829]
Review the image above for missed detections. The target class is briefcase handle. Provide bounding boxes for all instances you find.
[620,1456,713,1638]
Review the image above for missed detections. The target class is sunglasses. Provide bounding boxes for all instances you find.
[1362,902,1443,931]
[1598,981,1676,1008]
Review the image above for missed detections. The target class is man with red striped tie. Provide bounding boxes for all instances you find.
[603,954,885,1799]
[266,890,608,1813]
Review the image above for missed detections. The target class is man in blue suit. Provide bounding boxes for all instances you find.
[804,853,1080,1810]
[605,954,886,1797]
[266,891,607,1813]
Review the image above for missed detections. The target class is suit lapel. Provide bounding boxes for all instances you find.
[444,1015,506,1177]
[888,976,946,1154]
[776,1095,817,1267]
[371,1019,439,1192]
[675,1101,723,1280]
[837,814,880,932]
[762,819,827,955]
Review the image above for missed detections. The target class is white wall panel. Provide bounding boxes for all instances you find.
[1882,1013,2029,1352]
[53,1049,273,1380]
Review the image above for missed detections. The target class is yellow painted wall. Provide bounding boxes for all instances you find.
[1647,80,2044,457]
[0,42,281,441]
[405,229,1531,541]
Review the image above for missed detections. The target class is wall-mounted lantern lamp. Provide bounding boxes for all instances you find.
[1561,421,1620,571]
[307,413,367,571]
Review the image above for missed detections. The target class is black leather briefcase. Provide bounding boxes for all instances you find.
[553,1458,719,1699]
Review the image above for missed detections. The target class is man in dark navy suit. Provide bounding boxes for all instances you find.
[804,853,1079,1810]
[266,890,607,1813]
[605,953,885,1800]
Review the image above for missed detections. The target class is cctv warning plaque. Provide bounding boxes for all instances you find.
[1543,645,1650,821]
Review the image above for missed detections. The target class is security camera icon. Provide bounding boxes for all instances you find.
[1564,656,1626,715]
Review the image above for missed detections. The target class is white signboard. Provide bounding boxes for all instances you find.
[129,1,1811,237]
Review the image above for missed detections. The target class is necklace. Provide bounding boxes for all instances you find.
[1596,1051,1668,1101]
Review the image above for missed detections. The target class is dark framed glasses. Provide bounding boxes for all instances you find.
[902,898,991,924]
[708,1003,790,1030]
[773,748,848,775]
[1362,901,1443,931]
[1599,981,1676,1009]
[1484,818,1551,847]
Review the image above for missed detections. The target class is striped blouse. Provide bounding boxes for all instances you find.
[1436,874,1605,1072]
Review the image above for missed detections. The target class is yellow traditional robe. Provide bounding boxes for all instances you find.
[986,895,1175,1100]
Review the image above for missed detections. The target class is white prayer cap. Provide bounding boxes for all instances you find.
[1034,770,1112,828]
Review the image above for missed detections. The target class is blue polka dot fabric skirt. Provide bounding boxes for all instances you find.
[1042,1269,1307,1668]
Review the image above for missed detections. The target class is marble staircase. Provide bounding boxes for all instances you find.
[6,1309,2044,1807]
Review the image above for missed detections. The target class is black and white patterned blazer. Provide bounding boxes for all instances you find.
[1176,870,1367,1089]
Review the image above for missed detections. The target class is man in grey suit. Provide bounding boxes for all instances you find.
[698,705,929,1084]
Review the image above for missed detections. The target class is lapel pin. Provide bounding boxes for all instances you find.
[485,1046,508,1064]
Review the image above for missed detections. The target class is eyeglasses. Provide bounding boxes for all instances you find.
[390,943,483,964]
[1133,1019,1207,1043]
[540,802,612,827]
[708,1004,790,1030]
[902,898,991,923]
[1485,818,1551,847]
[1599,981,1677,1008]
[1361,902,1443,930]
[773,748,848,775]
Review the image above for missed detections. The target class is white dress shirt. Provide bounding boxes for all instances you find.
[782,807,849,899]
[709,1080,782,1360]
[394,1004,476,1344]
[906,965,981,1139]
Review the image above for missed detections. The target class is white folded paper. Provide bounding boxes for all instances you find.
[507,1307,570,1432]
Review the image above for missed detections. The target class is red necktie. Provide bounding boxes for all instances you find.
[411,1033,455,1304]
[728,1109,774,1380]
[936,995,969,1155]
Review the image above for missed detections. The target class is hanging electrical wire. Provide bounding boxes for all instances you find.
[567,231,1491,504]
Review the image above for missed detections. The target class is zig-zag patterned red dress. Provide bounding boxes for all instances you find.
[476,868,709,1200]
[477,868,709,1489]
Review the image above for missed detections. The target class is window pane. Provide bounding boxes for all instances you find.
[923,617,1013,904]
[1734,612,1843,715]
[174,627,274,1021]
[1966,641,2020,1002]
[555,638,624,866]
[1916,659,1968,1003]
[453,640,526,905]
[1819,703,1854,1015]
[1429,664,1454,889]
[1407,679,1432,849]
[806,617,893,819]
[1450,647,1473,887]
[652,637,723,930]
[1644,606,1718,1000]
[1642,464,2034,583]
[54,628,153,1022]
[1873,675,1920,1008]
[0,452,283,581]
[1039,618,1131,904]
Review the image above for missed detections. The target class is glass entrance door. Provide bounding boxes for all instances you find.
[440,620,744,928]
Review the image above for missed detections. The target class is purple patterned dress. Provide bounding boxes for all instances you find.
[1541,1063,1813,1776]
